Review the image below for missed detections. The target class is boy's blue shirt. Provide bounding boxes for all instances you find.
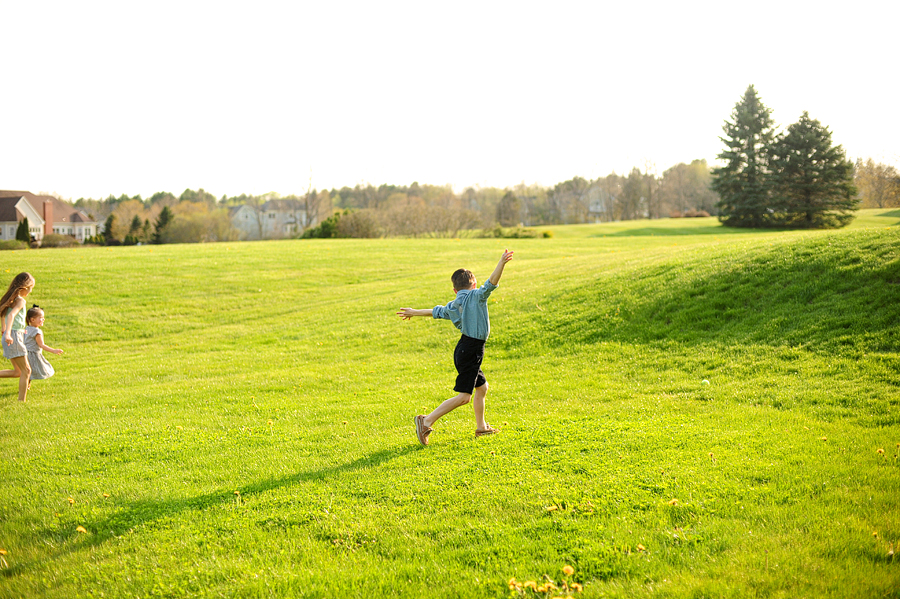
[432,280,498,341]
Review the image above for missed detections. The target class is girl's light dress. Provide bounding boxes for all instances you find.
[24,326,55,380]
[2,308,27,360]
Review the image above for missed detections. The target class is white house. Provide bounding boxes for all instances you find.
[231,199,311,240]
[587,186,616,223]
[0,190,98,243]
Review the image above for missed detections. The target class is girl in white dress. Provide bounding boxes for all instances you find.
[24,306,63,380]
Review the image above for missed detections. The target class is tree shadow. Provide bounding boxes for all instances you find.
[3,444,420,578]
[545,231,900,352]
[597,224,753,237]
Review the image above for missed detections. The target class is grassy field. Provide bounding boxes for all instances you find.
[1,209,898,598]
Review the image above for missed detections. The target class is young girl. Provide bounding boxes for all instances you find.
[1,272,35,401]
[24,305,63,381]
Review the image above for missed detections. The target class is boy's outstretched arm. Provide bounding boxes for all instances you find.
[397,308,432,320]
[488,249,514,286]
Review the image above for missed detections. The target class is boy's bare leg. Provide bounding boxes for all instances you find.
[472,383,489,431]
[423,393,472,428]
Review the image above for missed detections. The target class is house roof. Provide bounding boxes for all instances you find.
[0,196,22,222]
[0,190,97,225]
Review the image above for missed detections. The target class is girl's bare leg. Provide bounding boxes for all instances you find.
[0,363,22,378]
[11,356,30,402]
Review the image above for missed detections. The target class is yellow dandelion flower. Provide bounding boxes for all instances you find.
[102,493,110,498]
[877,448,885,454]
[524,581,537,591]
[545,505,558,512]
[571,582,583,592]
[873,531,878,537]
[507,578,517,586]
[0,549,7,555]
[267,420,274,426]
[68,497,75,504]
[562,565,575,576]
[821,437,827,441]
[76,526,88,533]
[176,426,183,430]
[537,585,547,593]
[637,544,646,552]
[668,498,679,506]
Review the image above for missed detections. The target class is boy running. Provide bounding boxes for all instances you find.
[398,249,513,446]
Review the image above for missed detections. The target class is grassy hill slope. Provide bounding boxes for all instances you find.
[0,210,898,598]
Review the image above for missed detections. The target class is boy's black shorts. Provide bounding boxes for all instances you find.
[453,334,487,394]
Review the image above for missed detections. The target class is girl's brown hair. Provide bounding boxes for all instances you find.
[26,306,43,325]
[0,272,35,317]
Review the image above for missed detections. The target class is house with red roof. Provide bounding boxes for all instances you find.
[0,190,98,244]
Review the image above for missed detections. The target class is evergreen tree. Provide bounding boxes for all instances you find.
[712,85,776,227]
[129,215,142,236]
[769,112,857,228]
[152,206,174,244]
[103,214,117,242]
[16,218,30,243]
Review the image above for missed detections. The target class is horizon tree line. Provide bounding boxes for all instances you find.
[48,119,897,242]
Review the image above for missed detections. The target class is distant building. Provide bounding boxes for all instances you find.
[0,190,98,243]
[587,186,616,223]
[231,199,311,240]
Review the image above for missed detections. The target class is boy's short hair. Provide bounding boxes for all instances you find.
[451,269,475,291]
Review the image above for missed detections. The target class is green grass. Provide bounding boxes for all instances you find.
[1,209,898,598]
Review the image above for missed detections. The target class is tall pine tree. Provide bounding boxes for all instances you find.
[712,85,776,227]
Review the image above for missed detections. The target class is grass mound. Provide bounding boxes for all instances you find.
[0,213,898,598]
[578,230,897,351]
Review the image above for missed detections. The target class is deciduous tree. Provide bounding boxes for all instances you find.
[855,158,900,208]
[659,160,719,216]
[496,192,522,226]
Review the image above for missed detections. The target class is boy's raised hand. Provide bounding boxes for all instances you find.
[489,249,514,286]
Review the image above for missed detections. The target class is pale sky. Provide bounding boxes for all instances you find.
[3,0,897,201]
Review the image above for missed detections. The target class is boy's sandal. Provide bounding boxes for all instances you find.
[415,415,433,446]
[475,426,499,437]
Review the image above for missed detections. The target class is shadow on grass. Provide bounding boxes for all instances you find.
[3,444,420,578]
[542,229,900,353]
